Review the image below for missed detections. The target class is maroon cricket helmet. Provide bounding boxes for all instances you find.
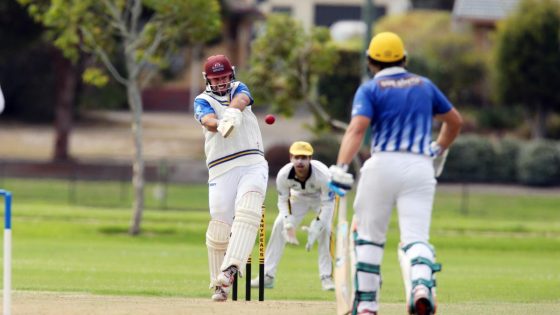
[204,55,234,79]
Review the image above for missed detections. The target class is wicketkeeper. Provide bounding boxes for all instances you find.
[193,54,268,302]
[329,32,463,315]
[251,141,336,291]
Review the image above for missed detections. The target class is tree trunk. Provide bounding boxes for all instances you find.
[531,103,547,139]
[52,48,79,162]
[126,79,145,236]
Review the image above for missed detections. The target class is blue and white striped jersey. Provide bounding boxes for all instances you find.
[352,67,453,157]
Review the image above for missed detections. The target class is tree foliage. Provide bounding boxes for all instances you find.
[244,14,342,131]
[374,10,488,106]
[18,0,221,235]
[19,0,221,84]
[493,0,560,138]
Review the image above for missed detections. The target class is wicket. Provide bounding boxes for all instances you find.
[0,189,12,315]
[232,205,266,301]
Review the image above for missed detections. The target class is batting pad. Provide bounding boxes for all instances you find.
[398,242,439,302]
[206,220,231,288]
[221,191,264,273]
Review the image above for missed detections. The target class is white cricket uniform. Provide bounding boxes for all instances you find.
[194,81,268,224]
[265,160,335,279]
[350,67,452,312]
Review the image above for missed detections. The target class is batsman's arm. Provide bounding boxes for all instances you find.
[433,108,463,151]
[229,93,251,111]
[200,113,219,132]
[336,116,370,166]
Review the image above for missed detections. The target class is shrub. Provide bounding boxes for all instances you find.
[440,135,497,182]
[310,135,341,171]
[517,141,560,186]
[494,137,523,183]
[265,144,291,178]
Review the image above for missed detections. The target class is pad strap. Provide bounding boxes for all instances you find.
[412,278,436,289]
[411,257,442,273]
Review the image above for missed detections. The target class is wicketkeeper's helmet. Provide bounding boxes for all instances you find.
[367,32,406,63]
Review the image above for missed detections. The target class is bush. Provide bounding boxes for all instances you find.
[310,135,341,170]
[441,135,497,182]
[265,144,291,178]
[494,137,522,183]
[318,49,361,124]
[517,141,560,186]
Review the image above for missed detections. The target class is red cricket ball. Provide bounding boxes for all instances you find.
[264,114,276,125]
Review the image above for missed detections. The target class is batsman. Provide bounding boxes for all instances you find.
[329,32,463,315]
[193,54,268,302]
[251,141,336,291]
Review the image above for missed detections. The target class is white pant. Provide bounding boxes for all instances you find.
[352,152,436,311]
[354,152,436,244]
[208,161,268,225]
[265,196,333,279]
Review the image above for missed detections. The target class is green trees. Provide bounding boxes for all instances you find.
[374,10,487,106]
[493,0,560,139]
[244,14,344,131]
[18,0,221,235]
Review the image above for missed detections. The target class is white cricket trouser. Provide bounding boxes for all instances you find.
[265,196,333,279]
[353,152,436,311]
[208,161,268,224]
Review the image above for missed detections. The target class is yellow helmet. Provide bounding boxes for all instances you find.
[289,141,313,156]
[367,32,405,63]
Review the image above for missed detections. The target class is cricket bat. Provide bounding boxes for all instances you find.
[334,194,353,315]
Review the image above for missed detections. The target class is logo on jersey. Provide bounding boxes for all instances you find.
[378,76,422,89]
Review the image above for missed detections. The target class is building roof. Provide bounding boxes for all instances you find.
[453,0,520,22]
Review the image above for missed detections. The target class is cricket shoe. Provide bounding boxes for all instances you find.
[216,265,238,289]
[251,274,274,288]
[211,286,228,302]
[320,275,335,291]
[357,310,377,315]
[409,285,436,315]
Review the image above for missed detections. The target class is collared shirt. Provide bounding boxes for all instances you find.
[352,67,453,157]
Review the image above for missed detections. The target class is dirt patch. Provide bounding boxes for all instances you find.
[7,291,560,315]
[10,291,335,315]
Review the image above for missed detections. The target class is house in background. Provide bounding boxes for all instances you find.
[143,0,413,111]
[258,0,410,30]
[452,0,520,49]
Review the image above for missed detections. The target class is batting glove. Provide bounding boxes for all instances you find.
[328,165,354,196]
[223,107,242,126]
[302,218,325,251]
[217,108,242,138]
[281,215,299,245]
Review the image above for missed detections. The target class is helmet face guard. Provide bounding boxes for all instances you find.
[203,55,236,95]
[203,71,236,95]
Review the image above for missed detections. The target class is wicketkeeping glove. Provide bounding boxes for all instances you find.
[301,218,325,251]
[328,165,354,196]
[281,215,299,245]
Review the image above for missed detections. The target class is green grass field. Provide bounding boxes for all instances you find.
[0,179,559,309]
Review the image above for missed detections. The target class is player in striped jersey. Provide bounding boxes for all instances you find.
[329,32,463,315]
[194,55,268,302]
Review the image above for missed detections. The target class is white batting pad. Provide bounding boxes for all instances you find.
[206,220,231,287]
[221,191,263,272]
[398,242,436,302]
